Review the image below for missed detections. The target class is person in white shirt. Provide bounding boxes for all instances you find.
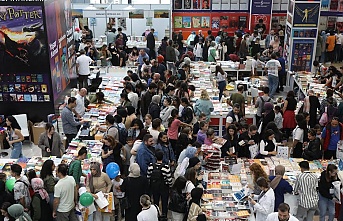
[336,31,343,62]
[53,164,77,221]
[194,41,204,61]
[248,177,275,221]
[125,84,138,110]
[76,49,94,90]
[148,119,161,145]
[137,195,159,221]
[266,203,299,221]
[74,88,87,118]
[265,53,281,99]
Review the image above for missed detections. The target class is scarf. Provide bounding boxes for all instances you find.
[128,163,140,178]
[89,162,102,193]
[8,204,32,221]
[31,178,50,203]
[270,165,285,190]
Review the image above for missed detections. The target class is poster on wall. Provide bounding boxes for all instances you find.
[183,17,191,28]
[192,17,201,28]
[327,16,337,30]
[202,0,211,9]
[321,0,329,10]
[45,0,74,101]
[251,15,271,33]
[129,10,144,19]
[319,16,328,30]
[146,17,153,26]
[251,0,272,14]
[239,16,247,28]
[154,10,169,18]
[329,0,338,11]
[118,18,127,30]
[174,16,183,28]
[0,5,52,102]
[291,39,314,72]
[337,17,343,32]
[193,0,201,9]
[229,16,238,28]
[293,3,320,27]
[184,0,191,9]
[201,17,210,28]
[174,0,182,9]
[220,16,229,29]
[212,17,220,29]
[292,29,317,38]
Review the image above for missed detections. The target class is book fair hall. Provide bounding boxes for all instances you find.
[0,0,343,220]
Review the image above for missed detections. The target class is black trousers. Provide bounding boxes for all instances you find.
[152,186,169,215]
[279,73,285,91]
[324,150,336,159]
[65,134,77,149]
[78,75,88,90]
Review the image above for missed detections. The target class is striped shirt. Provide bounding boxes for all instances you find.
[294,171,319,208]
[147,162,173,187]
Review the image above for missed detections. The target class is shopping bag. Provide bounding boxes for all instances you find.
[277,146,289,159]
[249,144,259,159]
[319,107,328,126]
[337,141,343,160]
[99,192,114,213]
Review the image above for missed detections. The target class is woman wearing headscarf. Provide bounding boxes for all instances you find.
[120,163,149,221]
[0,180,14,221]
[178,146,198,164]
[30,178,53,221]
[7,204,32,221]
[261,102,275,132]
[86,162,112,221]
[185,188,206,221]
[269,165,293,212]
[148,95,161,120]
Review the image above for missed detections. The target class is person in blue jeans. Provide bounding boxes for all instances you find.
[6,116,24,159]
[265,53,281,99]
[318,164,340,221]
[214,65,227,101]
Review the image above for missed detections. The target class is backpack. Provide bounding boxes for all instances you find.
[116,124,128,145]
[10,180,29,197]
[150,163,165,188]
[260,96,271,114]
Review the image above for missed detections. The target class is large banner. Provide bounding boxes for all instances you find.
[45,0,74,101]
[251,0,273,14]
[0,5,52,102]
[291,39,314,72]
[293,3,320,27]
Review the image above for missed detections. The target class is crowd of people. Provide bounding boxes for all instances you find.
[1,24,343,221]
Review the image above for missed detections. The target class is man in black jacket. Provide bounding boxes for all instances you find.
[141,83,157,118]
[237,125,259,158]
[147,28,156,59]
[166,40,176,62]
[116,27,128,49]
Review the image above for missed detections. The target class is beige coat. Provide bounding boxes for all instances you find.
[38,132,65,157]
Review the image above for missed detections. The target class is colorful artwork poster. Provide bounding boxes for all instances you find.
[45,0,74,101]
[129,10,144,19]
[220,16,229,29]
[211,17,220,29]
[201,17,210,28]
[321,0,330,10]
[291,39,314,72]
[174,0,182,9]
[239,16,247,28]
[202,0,211,9]
[193,0,201,9]
[293,3,320,27]
[174,16,183,28]
[288,0,294,14]
[292,29,317,38]
[118,18,127,30]
[251,14,271,34]
[0,5,53,102]
[337,17,343,32]
[154,10,169,18]
[329,0,338,11]
[183,16,191,28]
[193,17,201,28]
[251,0,273,14]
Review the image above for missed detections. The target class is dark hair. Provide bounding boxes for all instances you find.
[120,93,129,102]
[314,124,321,130]
[199,121,207,129]
[274,105,282,113]
[308,128,316,137]
[233,103,241,109]
[131,118,144,130]
[299,161,309,170]
[78,147,87,156]
[265,122,282,135]
[118,27,122,32]
[177,83,190,99]
[57,164,68,176]
[40,160,54,180]
[68,97,77,104]
[10,164,22,176]
[256,177,269,188]
[287,91,295,98]
[96,92,105,102]
[249,124,258,132]
[114,115,123,124]
[45,123,54,132]
[226,124,237,139]
[263,87,270,94]
[136,129,150,141]
[237,85,244,92]
[106,114,115,125]
[326,88,334,98]
[164,97,172,106]
[190,187,203,205]
[206,128,215,137]
[143,134,153,142]
[168,109,179,128]
[278,203,290,213]
[271,53,277,59]
[275,52,281,57]
[27,169,37,183]
[326,164,338,181]
[126,106,135,115]
[157,132,168,145]
[313,60,319,67]
[181,97,190,105]
[188,85,195,91]
[149,83,157,89]
[6,116,21,130]
[259,19,263,23]
[263,129,274,140]
[172,176,187,194]
[185,168,197,185]
[155,150,164,161]
[152,118,161,129]
[1,202,15,221]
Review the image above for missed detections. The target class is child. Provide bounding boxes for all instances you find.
[196,121,208,145]
[274,106,283,130]
[204,128,216,145]
[112,173,124,221]
[314,124,322,139]
[143,114,152,129]
[123,137,133,177]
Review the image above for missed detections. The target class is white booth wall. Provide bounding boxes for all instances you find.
[73,4,171,40]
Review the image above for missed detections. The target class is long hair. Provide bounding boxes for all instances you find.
[184,168,197,185]
[103,135,117,150]
[40,160,54,180]
[168,109,179,128]
[249,163,269,183]
[6,116,21,130]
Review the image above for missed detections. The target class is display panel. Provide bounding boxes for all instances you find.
[291,39,314,72]
[0,5,52,102]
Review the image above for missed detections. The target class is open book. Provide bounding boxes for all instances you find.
[233,188,250,202]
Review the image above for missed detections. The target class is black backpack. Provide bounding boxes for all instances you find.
[115,124,128,145]
[260,96,272,114]
[149,163,165,188]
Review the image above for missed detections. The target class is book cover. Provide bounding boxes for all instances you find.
[202,0,210,9]
[212,17,220,29]
[16,76,21,82]
[21,76,26,82]
[31,94,37,102]
[44,95,50,102]
[26,75,31,82]
[174,16,183,28]
[8,84,14,93]
[21,84,27,93]
[233,188,249,202]
[24,94,32,102]
[15,84,21,92]
[183,17,191,28]
[37,74,43,83]
[41,84,48,93]
[184,0,191,9]
[35,85,41,93]
[37,95,44,102]
[193,0,200,9]
[9,74,15,82]
[31,74,37,82]
[201,17,210,28]
[9,94,17,101]
[192,17,201,28]
[2,84,8,92]
[27,85,35,93]
[3,94,10,101]
[239,16,247,28]
[17,94,24,101]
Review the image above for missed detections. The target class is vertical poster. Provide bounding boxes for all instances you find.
[184,0,192,9]
[202,0,211,9]
[337,17,343,32]
[192,17,201,28]
[118,18,127,30]
[201,17,210,28]
[174,16,183,28]
[220,16,229,29]
[183,17,191,28]
[321,0,330,10]
[0,5,51,102]
[293,3,320,27]
[212,17,220,29]
[229,16,238,28]
[291,39,314,72]
[327,16,337,30]
[330,0,338,11]
[193,0,201,9]
[239,16,247,28]
[174,0,182,9]
[45,0,74,101]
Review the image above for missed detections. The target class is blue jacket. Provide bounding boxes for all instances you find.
[194,99,214,117]
[155,143,176,165]
[136,143,156,176]
[269,175,293,212]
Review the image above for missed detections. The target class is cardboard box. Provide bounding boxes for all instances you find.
[32,123,46,145]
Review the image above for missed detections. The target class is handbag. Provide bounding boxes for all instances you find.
[154,204,167,221]
[319,107,328,126]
